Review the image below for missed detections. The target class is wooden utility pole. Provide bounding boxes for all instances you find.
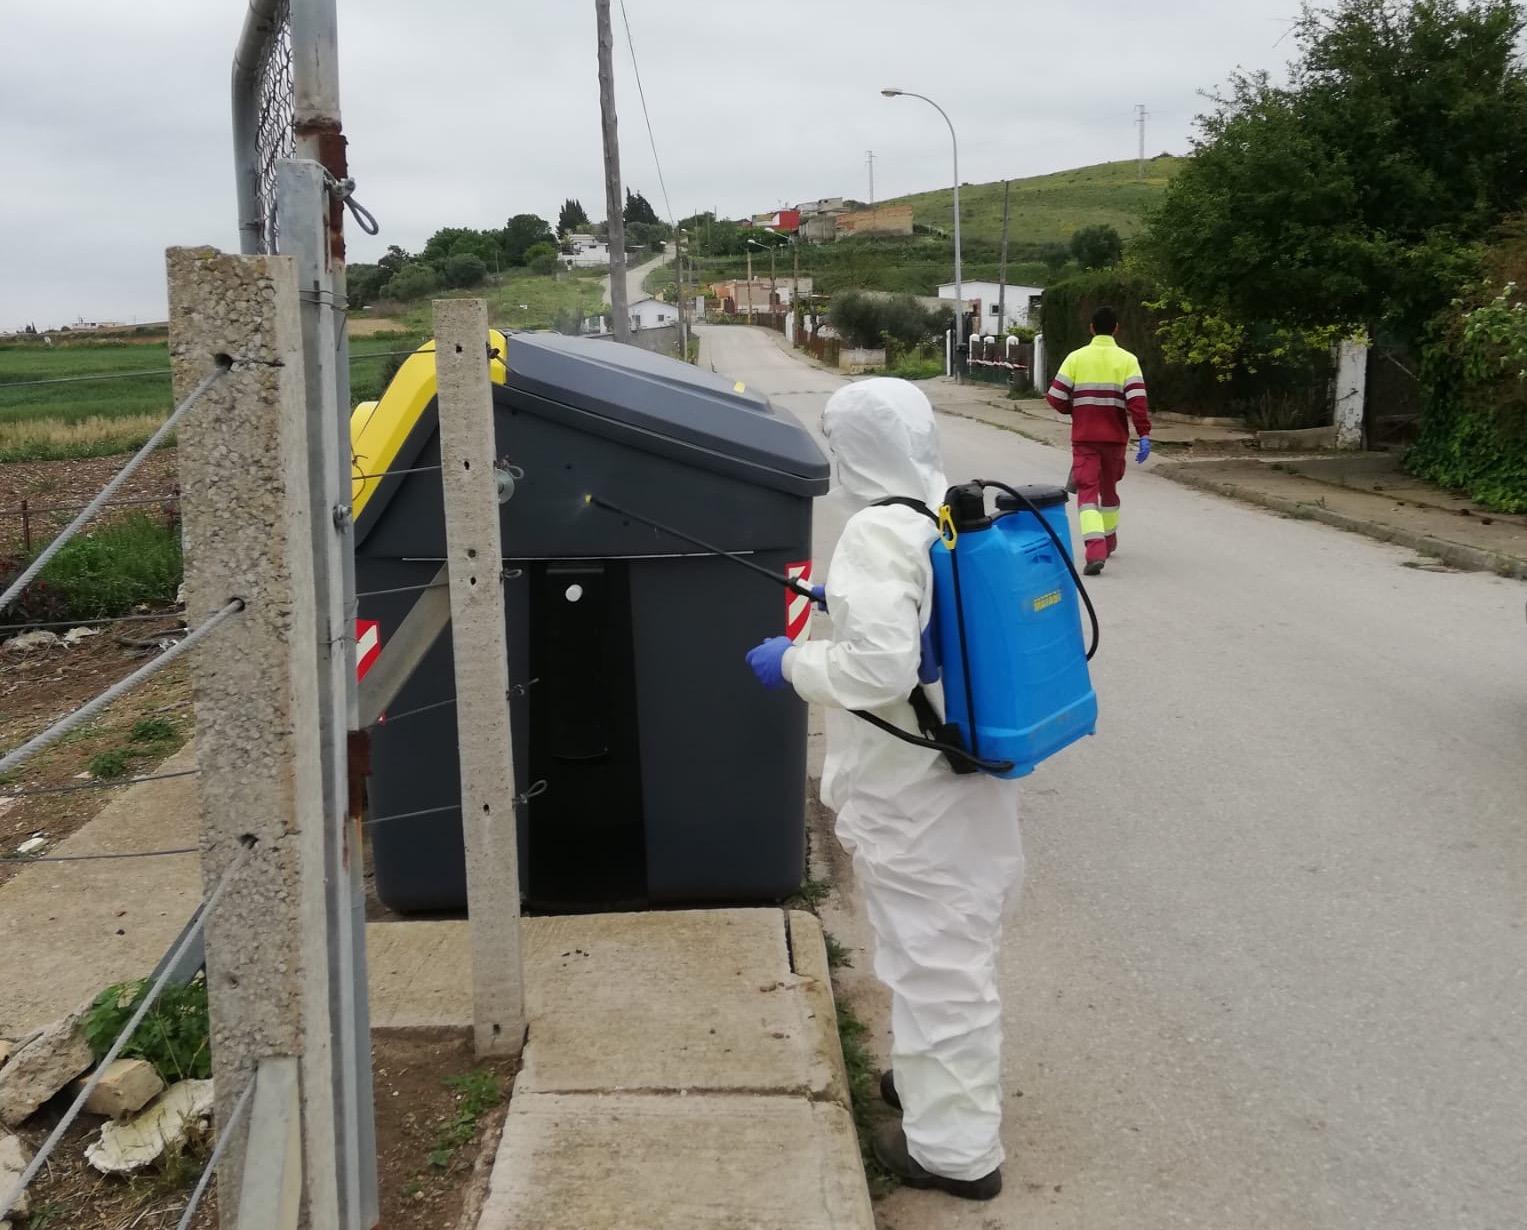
[996,179,1010,336]
[596,0,631,342]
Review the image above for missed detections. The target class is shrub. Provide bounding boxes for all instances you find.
[524,242,560,276]
[382,262,440,301]
[1070,224,1123,270]
[829,292,949,349]
[443,253,488,289]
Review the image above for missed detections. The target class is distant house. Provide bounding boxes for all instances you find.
[746,209,801,234]
[629,297,679,331]
[938,281,1044,334]
[563,233,611,268]
[711,278,814,315]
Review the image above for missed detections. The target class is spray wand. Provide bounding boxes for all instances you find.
[585,494,817,601]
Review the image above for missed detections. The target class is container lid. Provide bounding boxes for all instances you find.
[503,333,829,494]
[994,483,1068,511]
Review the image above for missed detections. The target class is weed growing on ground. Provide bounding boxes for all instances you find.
[87,749,130,779]
[427,1070,502,1170]
[823,930,853,970]
[84,975,212,1083]
[787,877,832,910]
[837,999,897,1196]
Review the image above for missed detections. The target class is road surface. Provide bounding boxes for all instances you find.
[697,324,1527,1229]
[600,246,669,310]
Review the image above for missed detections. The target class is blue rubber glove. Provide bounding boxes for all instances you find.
[809,584,827,612]
[746,636,794,690]
[1135,436,1152,464]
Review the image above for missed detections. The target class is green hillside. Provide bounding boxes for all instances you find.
[885,156,1186,245]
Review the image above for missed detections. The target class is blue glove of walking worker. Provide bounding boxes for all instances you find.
[746,636,794,691]
[1135,436,1152,464]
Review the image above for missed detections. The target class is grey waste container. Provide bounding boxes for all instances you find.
[354,332,830,912]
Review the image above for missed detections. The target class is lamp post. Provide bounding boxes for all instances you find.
[748,236,778,323]
[883,87,963,376]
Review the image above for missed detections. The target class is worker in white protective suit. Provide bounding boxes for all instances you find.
[744,378,1025,1201]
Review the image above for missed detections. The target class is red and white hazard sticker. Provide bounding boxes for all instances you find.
[355,619,381,681]
[786,561,813,643]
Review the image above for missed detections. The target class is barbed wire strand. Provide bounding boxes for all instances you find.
[355,581,448,600]
[0,599,244,779]
[350,463,442,482]
[366,782,547,830]
[0,768,199,801]
[0,365,228,617]
[0,840,252,1221]
[374,696,457,725]
[175,1077,256,1230]
[0,847,197,865]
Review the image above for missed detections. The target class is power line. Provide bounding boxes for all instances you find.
[618,0,674,224]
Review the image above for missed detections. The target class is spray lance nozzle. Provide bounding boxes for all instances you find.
[585,493,817,602]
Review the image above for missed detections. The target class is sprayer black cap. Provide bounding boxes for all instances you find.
[944,482,991,532]
[995,483,1068,512]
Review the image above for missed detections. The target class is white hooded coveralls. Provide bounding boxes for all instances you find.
[782,379,1026,1181]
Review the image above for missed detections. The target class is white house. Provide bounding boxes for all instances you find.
[629,297,679,331]
[938,281,1044,334]
[563,233,611,268]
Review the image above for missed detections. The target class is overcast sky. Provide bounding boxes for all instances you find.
[0,0,1302,329]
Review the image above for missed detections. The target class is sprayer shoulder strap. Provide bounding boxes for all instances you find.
[870,496,939,524]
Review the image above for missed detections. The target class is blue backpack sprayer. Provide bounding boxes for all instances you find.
[588,479,1098,777]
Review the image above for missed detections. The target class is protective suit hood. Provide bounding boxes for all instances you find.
[822,378,948,510]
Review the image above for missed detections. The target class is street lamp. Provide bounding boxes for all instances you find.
[883,87,964,374]
[747,236,778,322]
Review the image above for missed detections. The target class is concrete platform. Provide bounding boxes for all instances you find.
[0,746,202,1037]
[367,909,871,1230]
[477,1092,872,1230]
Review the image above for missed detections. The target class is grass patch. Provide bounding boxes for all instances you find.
[0,413,168,462]
[787,876,832,910]
[0,512,182,625]
[427,1070,503,1170]
[87,749,131,780]
[823,930,854,970]
[836,997,896,1197]
[84,975,212,1084]
[377,270,607,336]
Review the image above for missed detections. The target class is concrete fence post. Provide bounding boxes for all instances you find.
[1033,332,1047,393]
[433,298,528,1059]
[1333,337,1369,450]
[167,246,342,1230]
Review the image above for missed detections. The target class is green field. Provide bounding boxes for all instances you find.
[375,269,607,336]
[0,333,427,462]
[886,156,1186,246]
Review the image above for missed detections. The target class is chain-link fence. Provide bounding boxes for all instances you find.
[233,0,294,255]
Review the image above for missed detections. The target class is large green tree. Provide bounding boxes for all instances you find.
[623,189,660,226]
[501,214,556,266]
[558,198,591,234]
[1145,0,1527,342]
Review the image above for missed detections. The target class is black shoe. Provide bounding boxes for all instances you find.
[1083,559,1105,576]
[872,1124,1002,1201]
[880,1069,901,1112]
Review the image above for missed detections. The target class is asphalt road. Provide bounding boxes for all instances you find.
[697,325,1527,1230]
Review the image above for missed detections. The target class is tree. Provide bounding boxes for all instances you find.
[1070,224,1123,271]
[1144,0,1527,344]
[443,252,488,289]
[377,244,411,277]
[502,214,556,266]
[347,263,387,308]
[382,262,440,301]
[558,198,591,234]
[525,242,561,276]
[624,188,659,226]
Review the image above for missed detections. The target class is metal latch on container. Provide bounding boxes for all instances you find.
[494,460,524,504]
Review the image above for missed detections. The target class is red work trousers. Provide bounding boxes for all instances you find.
[1072,442,1126,564]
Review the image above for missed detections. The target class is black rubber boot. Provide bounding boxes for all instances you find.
[872,1124,1002,1201]
[880,1070,901,1112]
[1084,559,1105,576]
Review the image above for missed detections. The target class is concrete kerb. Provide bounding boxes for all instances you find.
[1157,461,1527,580]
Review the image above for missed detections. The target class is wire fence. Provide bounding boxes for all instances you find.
[251,1,294,254]
[0,841,253,1222]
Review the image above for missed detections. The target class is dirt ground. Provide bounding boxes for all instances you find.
[8,1029,512,1230]
[0,451,179,555]
[0,636,192,885]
